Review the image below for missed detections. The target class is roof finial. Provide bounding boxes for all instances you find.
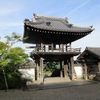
[33,13,36,18]
[46,21,51,26]
[65,17,69,23]
[90,26,93,28]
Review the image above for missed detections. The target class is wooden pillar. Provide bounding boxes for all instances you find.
[70,57,74,80]
[60,61,63,77]
[98,62,100,73]
[84,63,88,80]
[68,60,71,76]
[36,60,41,81]
[36,62,39,81]
[40,57,44,82]
[64,61,68,78]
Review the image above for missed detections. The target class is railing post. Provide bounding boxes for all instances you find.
[41,43,43,52]
[69,43,72,52]
[51,43,53,52]
[62,44,64,52]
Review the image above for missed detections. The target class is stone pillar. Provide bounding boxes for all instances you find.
[64,61,68,78]
[70,57,74,80]
[40,57,44,82]
[84,63,88,80]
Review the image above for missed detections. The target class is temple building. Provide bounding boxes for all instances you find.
[23,14,94,82]
[78,47,100,80]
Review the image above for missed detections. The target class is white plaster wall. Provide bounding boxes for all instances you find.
[74,66,83,79]
[18,68,35,81]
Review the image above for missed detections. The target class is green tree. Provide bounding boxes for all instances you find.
[0,33,28,90]
[0,42,9,90]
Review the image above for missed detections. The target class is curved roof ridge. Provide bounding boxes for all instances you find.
[86,47,100,50]
[33,13,68,22]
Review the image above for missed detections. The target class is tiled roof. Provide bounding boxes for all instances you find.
[22,61,35,68]
[78,47,100,59]
[86,47,100,57]
[24,14,94,33]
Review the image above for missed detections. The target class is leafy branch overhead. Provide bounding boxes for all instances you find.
[0,32,28,69]
[4,32,22,46]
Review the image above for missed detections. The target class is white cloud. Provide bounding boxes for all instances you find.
[67,0,91,16]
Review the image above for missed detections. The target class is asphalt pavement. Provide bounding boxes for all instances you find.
[0,80,100,100]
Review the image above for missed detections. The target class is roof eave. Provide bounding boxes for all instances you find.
[25,23,93,33]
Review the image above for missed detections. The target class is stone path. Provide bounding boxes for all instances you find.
[0,80,100,100]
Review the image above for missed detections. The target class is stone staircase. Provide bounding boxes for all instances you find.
[26,77,91,90]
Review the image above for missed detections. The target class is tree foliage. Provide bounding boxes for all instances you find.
[0,33,28,89]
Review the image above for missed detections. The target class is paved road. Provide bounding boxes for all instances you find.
[0,81,100,100]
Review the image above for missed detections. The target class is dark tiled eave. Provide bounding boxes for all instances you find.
[86,47,100,58]
[23,14,94,44]
[25,24,92,36]
[25,21,93,33]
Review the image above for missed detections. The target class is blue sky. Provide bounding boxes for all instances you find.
[0,0,100,52]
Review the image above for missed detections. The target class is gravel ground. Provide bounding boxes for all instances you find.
[0,81,100,100]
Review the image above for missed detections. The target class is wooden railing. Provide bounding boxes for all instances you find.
[34,47,81,53]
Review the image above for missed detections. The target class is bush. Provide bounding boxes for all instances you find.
[7,72,22,89]
[0,74,5,89]
[0,70,22,90]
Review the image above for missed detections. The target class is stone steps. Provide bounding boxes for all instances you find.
[27,77,71,90]
[44,77,71,84]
